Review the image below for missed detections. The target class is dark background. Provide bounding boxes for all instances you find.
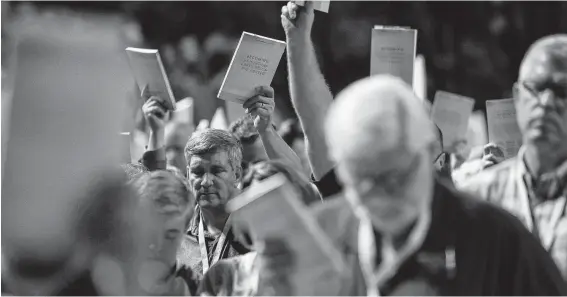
[4,1,567,122]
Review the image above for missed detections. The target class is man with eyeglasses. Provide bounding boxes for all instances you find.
[459,34,567,279]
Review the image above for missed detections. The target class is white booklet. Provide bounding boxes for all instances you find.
[227,174,346,295]
[486,99,522,159]
[295,0,330,13]
[218,32,286,104]
[125,47,176,110]
[371,26,417,86]
[430,91,475,151]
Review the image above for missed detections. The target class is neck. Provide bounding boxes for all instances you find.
[200,208,229,234]
[524,144,566,178]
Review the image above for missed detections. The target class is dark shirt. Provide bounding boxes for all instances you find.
[311,179,567,295]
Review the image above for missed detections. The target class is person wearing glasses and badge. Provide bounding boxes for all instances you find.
[459,34,567,279]
[255,73,567,295]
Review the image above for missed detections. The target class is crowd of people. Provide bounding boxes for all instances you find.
[2,1,567,296]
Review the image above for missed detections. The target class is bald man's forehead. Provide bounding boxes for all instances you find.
[520,38,567,82]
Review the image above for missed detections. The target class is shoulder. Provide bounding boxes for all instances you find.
[436,180,528,236]
[456,158,517,200]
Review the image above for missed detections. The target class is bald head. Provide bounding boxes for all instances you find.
[325,75,436,177]
[519,34,567,81]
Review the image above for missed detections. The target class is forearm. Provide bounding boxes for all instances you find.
[287,35,334,179]
[259,126,306,175]
[147,129,164,151]
[141,128,166,171]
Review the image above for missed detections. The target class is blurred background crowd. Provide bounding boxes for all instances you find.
[3,1,567,124]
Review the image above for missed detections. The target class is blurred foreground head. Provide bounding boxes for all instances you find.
[2,169,138,295]
[185,129,243,213]
[130,170,195,284]
[514,34,567,157]
[325,75,437,235]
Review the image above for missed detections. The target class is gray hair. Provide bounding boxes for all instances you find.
[184,128,243,173]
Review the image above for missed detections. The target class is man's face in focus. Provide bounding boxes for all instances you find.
[339,148,434,236]
[165,124,191,174]
[188,151,241,212]
[514,49,567,151]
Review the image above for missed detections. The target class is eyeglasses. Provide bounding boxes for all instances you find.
[520,81,567,107]
[351,153,422,198]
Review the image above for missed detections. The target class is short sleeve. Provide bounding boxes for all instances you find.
[312,169,343,199]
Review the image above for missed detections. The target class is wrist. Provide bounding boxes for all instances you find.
[258,123,275,137]
[286,31,311,45]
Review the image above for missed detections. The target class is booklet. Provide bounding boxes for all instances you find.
[4,26,130,253]
[486,99,522,159]
[227,174,346,295]
[430,91,475,151]
[295,0,330,13]
[217,32,286,104]
[371,26,417,86]
[125,47,176,110]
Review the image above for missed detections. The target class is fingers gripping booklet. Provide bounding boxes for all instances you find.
[125,47,176,110]
[217,32,286,104]
[226,174,346,295]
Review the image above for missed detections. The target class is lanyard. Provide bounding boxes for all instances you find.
[357,209,431,297]
[198,211,232,274]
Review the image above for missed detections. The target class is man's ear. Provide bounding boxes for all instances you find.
[234,166,243,189]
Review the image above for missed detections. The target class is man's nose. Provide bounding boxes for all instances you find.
[200,173,214,187]
[540,90,556,109]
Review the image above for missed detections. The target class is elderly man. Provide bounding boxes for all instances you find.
[255,2,567,295]
[458,34,567,278]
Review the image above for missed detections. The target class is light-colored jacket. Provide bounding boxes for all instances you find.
[458,147,567,279]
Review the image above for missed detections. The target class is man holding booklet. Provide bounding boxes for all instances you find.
[258,2,567,295]
[458,34,567,279]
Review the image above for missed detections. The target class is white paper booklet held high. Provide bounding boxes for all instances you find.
[218,32,286,104]
[227,174,345,295]
[371,26,417,86]
[431,91,475,151]
[125,47,176,110]
[295,0,330,13]
[486,99,522,159]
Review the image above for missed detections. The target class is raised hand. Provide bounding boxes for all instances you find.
[242,86,276,133]
[141,85,168,134]
[281,1,314,39]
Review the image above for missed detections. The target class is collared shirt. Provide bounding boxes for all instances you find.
[458,146,567,279]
